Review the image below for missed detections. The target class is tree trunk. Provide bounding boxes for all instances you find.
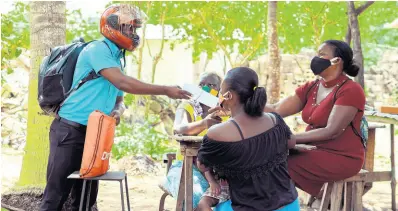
[18,1,66,187]
[151,9,166,83]
[345,1,374,46]
[137,1,151,80]
[267,1,281,104]
[347,2,365,89]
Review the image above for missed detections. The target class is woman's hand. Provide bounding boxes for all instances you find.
[293,144,317,152]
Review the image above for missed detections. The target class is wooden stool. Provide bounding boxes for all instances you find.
[67,171,131,211]
[318,169,368,211]
[318,169,393,211]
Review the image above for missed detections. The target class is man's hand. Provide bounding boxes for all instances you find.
[165,86,191,99]
[209,181,221,196]
[110,110,121,126]
[203,108,222,129]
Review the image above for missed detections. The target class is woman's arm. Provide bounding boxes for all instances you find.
[294,105,358,144]
[264,94,304,118]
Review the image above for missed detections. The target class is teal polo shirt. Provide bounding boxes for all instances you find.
[58,37,124,125]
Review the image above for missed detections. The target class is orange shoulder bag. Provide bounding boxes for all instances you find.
[80,110,116,178]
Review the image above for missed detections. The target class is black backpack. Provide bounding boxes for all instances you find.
[37,39,110,116]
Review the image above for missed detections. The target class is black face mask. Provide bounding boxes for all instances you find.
[310,57,332,75]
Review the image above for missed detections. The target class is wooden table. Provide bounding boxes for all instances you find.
[364,111,398,211]
[173,135,203,211]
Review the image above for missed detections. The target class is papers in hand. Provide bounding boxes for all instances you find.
[182,84,219,108]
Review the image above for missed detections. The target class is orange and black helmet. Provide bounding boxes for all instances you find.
[100,4,147,51]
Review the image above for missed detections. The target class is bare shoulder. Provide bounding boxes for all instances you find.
[206,121,235,142]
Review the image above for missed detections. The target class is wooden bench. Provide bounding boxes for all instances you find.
[158,153,176,211]
[316,123,396,211]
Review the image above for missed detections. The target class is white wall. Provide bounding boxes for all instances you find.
[125,39,231,86]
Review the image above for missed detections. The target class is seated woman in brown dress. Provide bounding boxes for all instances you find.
[264,40,366,206]
[197,67,299,211]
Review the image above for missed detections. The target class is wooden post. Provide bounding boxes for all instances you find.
[330,182,344,211]
[364,128,376,171]
[184,155,194,211]
[320,183,333,211]
[343,182,353,211]
[353,182,364,211]
[176,156,185,211]
[391,124,396,211]
[364,128,376,194]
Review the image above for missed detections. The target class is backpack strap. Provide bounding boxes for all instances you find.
[59,40,112,107]
[304,79,320,105]
[332,79,350,103]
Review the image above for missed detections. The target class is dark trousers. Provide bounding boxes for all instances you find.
[40,118,98,211]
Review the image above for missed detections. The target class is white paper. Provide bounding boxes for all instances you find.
[182,84,219,108]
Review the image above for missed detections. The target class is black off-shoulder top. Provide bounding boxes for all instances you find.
[197,112,298,211]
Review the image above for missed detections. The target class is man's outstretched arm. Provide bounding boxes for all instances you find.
[100,68,191,99]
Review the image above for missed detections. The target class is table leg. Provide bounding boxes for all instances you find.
[390,124,396,211]
[364,128,376,171]
[364,128,376,194]
[184,155,194,211]
[176,159,186,211]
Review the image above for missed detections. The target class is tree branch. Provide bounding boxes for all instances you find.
[137,1,152,80]
[151,8,167,83]
[345,1,374,45]
[197,11,234,67]
[356,1,375,15]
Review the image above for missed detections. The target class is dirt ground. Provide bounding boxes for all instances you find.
[2,129,397,211]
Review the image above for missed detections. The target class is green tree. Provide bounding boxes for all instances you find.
[66,9,101,43]
[1,2,30,75]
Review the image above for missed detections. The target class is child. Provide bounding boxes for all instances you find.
[196,166,230,211]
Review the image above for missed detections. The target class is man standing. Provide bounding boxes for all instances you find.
[40,4,190,211]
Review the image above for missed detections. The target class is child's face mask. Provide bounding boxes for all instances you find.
[201,85,219,97]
